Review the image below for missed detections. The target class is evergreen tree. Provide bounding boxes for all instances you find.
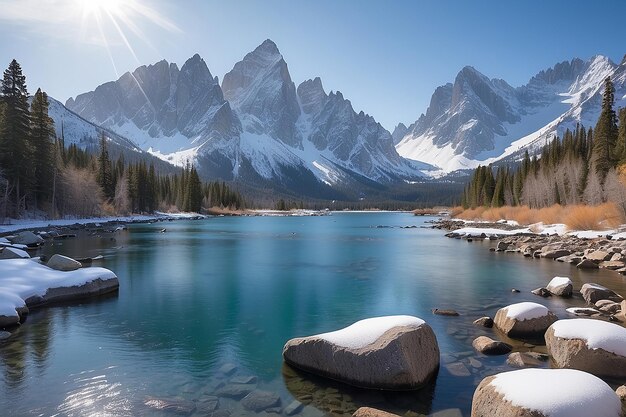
[0,59,32,213]
[30,88,55,206]
[96,132,114,200]
[592,76,618,182]
[616,107,626,163]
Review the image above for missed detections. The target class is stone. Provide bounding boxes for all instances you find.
[429,409,463,417]
[471,369,621,417]
[511,288,520,293]
[506,352,546,368]
[617,385,626,417]
[585,250,612,262]
[540,249,570,259]
[352,407,400,417]
[143,396,196,415]
[545,319,626,379]
[282,316,440,390]
[600,260,626,270]
[24,277,119,307]
[241,390,281,412]
[432,308,459,316]
[619,301,626,322]
[577,259,599,269]
[230,375,257,384]
[531,287,551,297]
[284,400,304,416]
[218,363,237,376]
[9,231,44,246]
[215,384,253,399]
[0,247,30,259]
[46,254,82,271]
[472,336,512,355]
[444,362,471,377]
[196,396,219,413]
[473,317,493,328]
[546,276,573,297]
[598,301,621,314]
[494,302,557,339]
[581,283,623,305]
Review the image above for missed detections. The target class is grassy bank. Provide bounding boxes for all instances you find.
[452,203,625,231]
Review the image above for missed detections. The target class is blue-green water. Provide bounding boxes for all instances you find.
[1,213,625,416]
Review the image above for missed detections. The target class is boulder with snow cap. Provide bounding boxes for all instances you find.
[471,368,621,417]
[581,283,623,305]
[8,231,43,246]
[0,247,30,260]
[494,302,557,339]
[546,276,572,297]
[282,315,440,390]
[47,254,82,271]
[545,318,626,379]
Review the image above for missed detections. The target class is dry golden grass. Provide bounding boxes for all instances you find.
[454,203,625,231]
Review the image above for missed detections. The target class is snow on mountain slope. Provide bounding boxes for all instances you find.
[397,55,621,172]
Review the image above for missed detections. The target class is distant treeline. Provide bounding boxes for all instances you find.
[462,76,626,212]
[0,59,244,220]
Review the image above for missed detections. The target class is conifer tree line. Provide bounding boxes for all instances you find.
[462,76,626,211]
[0,59,244,221]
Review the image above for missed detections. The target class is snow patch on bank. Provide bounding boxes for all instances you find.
[316,315,425,349]
[551,318,626,357]
[0,259,117,319]
[490,369,621,417]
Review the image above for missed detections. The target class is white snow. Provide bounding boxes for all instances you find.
[0,259,117,319]
[551,318,626,357]
[315,315,425,349]
[547,276,572,289]
[0,212,204,234]
[489,369,621,417]
[504,302,550,321]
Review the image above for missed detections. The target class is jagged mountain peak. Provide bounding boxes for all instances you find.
[297,77,327,115]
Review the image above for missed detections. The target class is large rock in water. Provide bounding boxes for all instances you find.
[0,247,30,259]
[8,231,43,246]
[282,316,439,390]
[471,369,621,417]
[47,254,82,271]
[580,283,623,305]
[353,407,400,417]
[493,302,557,339]
[546,276,573,297]
[545,318,626,379]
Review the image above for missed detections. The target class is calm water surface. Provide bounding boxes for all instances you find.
[1,213,625,416]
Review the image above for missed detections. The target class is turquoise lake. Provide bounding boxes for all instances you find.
[1,213,625,416]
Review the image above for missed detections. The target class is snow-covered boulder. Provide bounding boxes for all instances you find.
[581,283,623,305]
[47,254,82,271]
[545,318,626,379]
[0,292,28,328]
[546,276,573,297]
[0,259,119,326]
[494,302,557,338]
[0,247,30,259]
[8,231,44,246]
[471,369,621,417]
[282,316,440,390]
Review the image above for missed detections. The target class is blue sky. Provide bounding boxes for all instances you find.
[0,0,624,130]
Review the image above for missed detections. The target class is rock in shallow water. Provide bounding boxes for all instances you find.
[241,390,281,412]
[472,317,493,328]
[282,315,440,390]
[545,318,626,379]
[472,336,512,355]
[353,407,400,417]
[494,302,557,339]
[581,283,623,305]
[47,254,82,271]
[471,369,621,417]
[546,276,573,297]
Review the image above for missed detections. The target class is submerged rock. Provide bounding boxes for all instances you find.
[471,369,621,417]
[241,390,281,412]
[353,407,400,417]
[506,352,547,368]
[545,319,626,379]
[473,317,493,328]
[472,336,512,355]
[282,315,440,390]
[494,302,557,339]
[432,308,459,316]
[143,396,196,415]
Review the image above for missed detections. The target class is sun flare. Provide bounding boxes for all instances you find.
[78,0,125,17]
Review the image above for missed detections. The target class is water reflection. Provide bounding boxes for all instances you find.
[1,214,625,416]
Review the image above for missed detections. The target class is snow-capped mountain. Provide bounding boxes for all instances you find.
[66,39,430,197]
[396,55,626,172]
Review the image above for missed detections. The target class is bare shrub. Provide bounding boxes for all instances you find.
[57,167,103,217]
